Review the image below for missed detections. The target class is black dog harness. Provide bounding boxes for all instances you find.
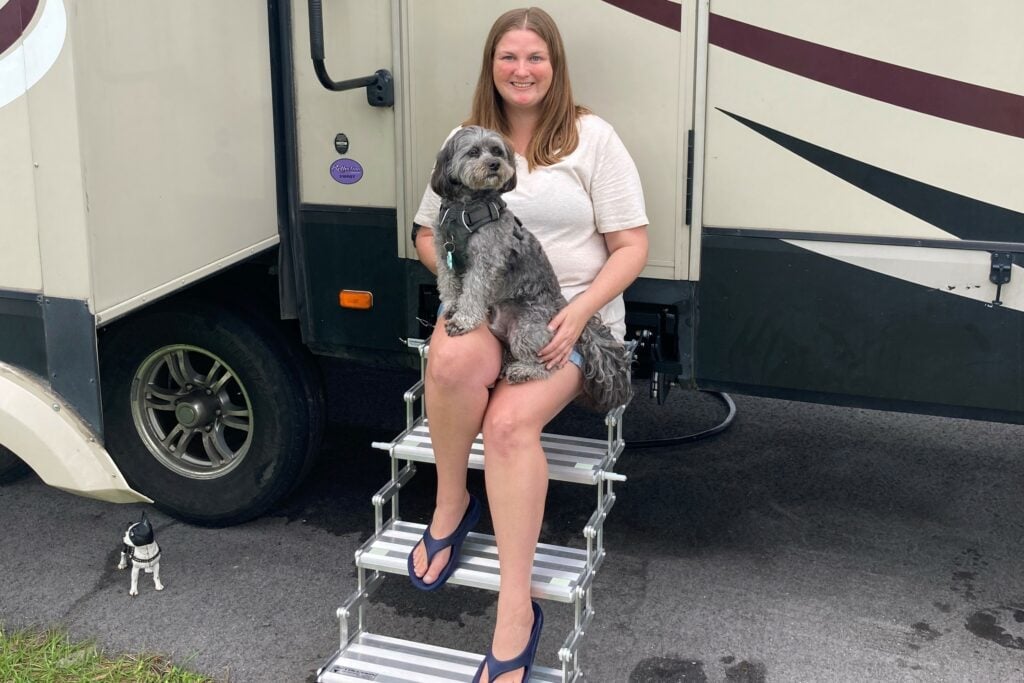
[438,198,513,271]
[123,543,161,566]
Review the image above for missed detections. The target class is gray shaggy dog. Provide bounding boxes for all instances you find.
[429,125,632,412]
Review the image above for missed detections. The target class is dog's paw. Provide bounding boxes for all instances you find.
[445,317,478,337]
[444,320,466,336]
[155,583,164,591]
[446,310,485,336]
[117,560,126,570]
[129,588,138,597]
[504,361,550,384]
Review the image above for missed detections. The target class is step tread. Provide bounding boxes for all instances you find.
[318,632,562,682]
[357,521,588,602]
[391,419,612,485]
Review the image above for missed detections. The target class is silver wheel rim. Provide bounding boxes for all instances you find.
[130,345,254,479]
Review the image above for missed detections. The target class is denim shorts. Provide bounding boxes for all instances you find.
[437,304,583,370]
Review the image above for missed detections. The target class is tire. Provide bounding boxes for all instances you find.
[274,317,327,492]
[99,299,325,526]
[0,445,30,484]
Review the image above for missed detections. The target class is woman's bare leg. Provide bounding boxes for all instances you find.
[411,320,502,584]
[477,364,582,682]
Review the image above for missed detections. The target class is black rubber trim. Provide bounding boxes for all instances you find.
[703,226,1024,253]
[268,0,303,322]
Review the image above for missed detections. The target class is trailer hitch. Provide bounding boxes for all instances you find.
[634,326,680,406]
[307,0,394,107]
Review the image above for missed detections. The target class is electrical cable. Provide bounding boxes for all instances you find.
[624,390,736,449]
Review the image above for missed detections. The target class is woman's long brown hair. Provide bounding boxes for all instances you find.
[465,7,588,170]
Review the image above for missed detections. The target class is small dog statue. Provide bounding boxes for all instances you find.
[117,512,163,596]
[429,125,632,412]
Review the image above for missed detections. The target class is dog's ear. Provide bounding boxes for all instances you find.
[429,130,464,198]
[500,136,517,193]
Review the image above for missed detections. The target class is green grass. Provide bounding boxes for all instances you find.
[0,626,216,683]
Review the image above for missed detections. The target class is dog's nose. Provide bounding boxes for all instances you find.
[488,160,500,172]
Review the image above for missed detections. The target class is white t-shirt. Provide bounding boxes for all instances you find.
[414,114,648,341]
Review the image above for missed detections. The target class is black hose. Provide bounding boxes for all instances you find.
[624,391,736,449]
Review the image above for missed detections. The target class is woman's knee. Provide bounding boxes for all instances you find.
[482,405,540,457]
[427,336,500,390]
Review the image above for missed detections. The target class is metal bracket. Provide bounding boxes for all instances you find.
[990,252,1013,306]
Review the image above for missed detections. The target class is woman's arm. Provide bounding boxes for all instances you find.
[415,226,438,275]
[539,225,649,368]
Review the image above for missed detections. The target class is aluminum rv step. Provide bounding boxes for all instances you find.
[325,338,633,683]
[356,520,593,602]
[318,632,562,683]
[378,419,621,485]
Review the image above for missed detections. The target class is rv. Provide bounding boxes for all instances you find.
[2,0,1023,522]
[6,1,1024,678]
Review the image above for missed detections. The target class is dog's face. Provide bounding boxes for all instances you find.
[430,126,517,200]
[123,515,154,547]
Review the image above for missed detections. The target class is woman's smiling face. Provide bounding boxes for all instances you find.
[492,29,553,114]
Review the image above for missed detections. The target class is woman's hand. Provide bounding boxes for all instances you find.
[539,299,590,369]
[538,225,649,369]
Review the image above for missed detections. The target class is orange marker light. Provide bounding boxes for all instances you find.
[339,290,373,310]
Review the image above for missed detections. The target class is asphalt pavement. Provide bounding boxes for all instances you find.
[3,358,1024,682]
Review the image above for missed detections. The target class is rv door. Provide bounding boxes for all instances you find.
[282,0,408,357]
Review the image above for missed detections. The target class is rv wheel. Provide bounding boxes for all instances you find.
[0,445,30,483]
[99,300,324,526]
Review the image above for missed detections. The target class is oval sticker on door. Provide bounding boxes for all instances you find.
[330,158,364,185]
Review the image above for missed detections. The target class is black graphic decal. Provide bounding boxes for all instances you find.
[719,109,1024,244]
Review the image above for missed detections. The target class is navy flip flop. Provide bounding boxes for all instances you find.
[407,494,482,591]
[473,601,544,682]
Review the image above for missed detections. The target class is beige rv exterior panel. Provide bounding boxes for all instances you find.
[702,0,1024,236]
[0,96,43,292]
[21,0,92,302]
[69,1,279,321]
[1,0,68,295]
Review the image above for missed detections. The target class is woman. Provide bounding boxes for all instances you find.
[410,7,648,681]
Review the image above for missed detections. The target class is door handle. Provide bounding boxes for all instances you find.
[308,0,394,107]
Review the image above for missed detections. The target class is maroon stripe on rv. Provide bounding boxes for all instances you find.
[600,0,680,31]
[0,0,40,56]
[709,13,1024,140]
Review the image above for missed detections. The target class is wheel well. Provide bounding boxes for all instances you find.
[98,250,295,350]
